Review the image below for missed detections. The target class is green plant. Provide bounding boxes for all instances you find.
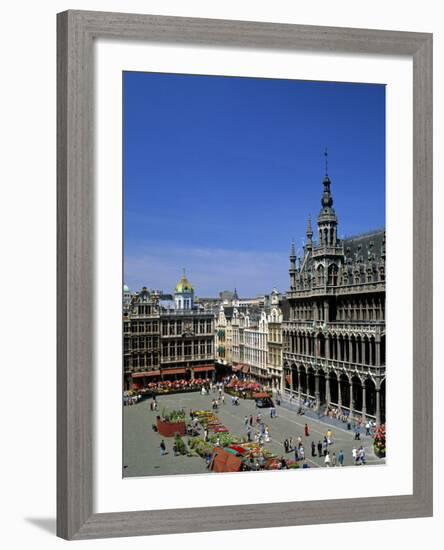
[188,437,213,457]
[208,432,240,447]
[161,408,186,423]
[174,434,188,455]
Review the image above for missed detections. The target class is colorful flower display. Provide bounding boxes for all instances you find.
[373,424,386,458]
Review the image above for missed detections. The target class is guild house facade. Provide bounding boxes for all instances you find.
[123,273,215,390]
[282,167,386,424]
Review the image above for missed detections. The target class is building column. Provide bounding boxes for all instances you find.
[375,333,381,366]
[349,381,355,417]
[325,374,331,407]
[297,367,302,401]
[315,372,320,411]
[338,378,342,408]
[375,386,381,425]
[361,382,367,419]
[361,339,366,365]
[369,339,374,365]
[348,338,353,363]
[324,300,329,322]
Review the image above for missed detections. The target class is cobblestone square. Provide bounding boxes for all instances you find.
[123,390,384,477]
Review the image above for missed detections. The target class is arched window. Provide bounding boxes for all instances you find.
[328,264,338,286]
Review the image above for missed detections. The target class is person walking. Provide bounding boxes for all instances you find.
[304,423,310,437]
[352,447,358,465]
[324,451,331,467]
[338,449,345,466]
[284,438,289,453]
[160,440,166,456]
[299,446,305,461]
[317,440,323,457]
[332,452,337,467]
[244,415,248,427]
[326,429,332,444]
[311,441,316,457]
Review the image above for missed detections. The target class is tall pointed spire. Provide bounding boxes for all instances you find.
[319,148,333,210]
[306,216,313,249]
[318,149,338,246]
[307,216,313,236]
[289,240,296,272]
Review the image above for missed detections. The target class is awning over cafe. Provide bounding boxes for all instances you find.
[231,365,242,372]
[193,365,215,373]
[161,368,186,376]
[132,370,160,379]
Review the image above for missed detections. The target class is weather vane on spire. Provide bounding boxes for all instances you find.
[324,147,329,175]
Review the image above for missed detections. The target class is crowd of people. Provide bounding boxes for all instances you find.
[146,378,377,469]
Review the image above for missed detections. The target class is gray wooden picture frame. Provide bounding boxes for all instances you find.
[57,9,433,540]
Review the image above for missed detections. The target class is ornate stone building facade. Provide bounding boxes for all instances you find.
[123,286,161,390]
[244,311,269,383]
[282,170,386,424]
[123,274,215,389]
[226,291,285,389]
[215,305,234,370]
[267,290,284,390]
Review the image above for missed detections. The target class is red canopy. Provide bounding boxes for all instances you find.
[132,370,160,378]
[193,365,215,373]
[210,448,242,473]
[162,368,186,376]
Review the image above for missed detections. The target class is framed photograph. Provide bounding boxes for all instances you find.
[57,10,433,540]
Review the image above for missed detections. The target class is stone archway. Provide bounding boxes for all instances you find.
[339,373,350,410]
[317,333,326,358]
[317,368,326,405]
[329,371,338,405]
[291,363,298,393]
[299,365,307,397]
[380,378,386,423]
[351,374,363,414]
[364,377,376,417]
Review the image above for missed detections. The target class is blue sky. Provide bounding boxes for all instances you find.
[123,72,385,297]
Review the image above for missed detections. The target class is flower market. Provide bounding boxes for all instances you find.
[123,380,386,477]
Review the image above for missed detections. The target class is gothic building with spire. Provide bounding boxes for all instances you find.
[282,162,386,424]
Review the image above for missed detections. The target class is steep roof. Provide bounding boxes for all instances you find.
[343,229,385,264]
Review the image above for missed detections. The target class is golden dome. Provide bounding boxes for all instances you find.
[175,274,194,293]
